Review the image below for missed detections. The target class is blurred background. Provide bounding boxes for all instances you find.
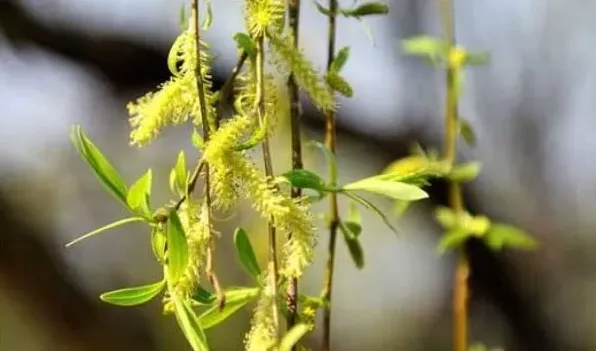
[1,0,596,350]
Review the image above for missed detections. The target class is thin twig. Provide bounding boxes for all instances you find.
[191,0,225,310]
[438,1,468,350]
[286,0,303,338]
[173,52,248,211]
[256,34,280,337]
[321,0,339,348]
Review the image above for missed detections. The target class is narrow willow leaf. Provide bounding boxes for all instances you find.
[314,1,333,16]
[151,226,167,263]
[172,295,210,351]
[434,206,457,230]
[169,151,187,195]
[347,201,362,225]
[462,214,491,236]
[339,222,365,269]
[464,51,490,66]
[393,200,411,217]
[70,125,128,207]
[278,323,311,351]
[458,118,477,146]
[179,5,188,30]
[341,191,398,234]
[484,224,538,251]
[448,162,482,182]
[233,32,257,59]
[100,280,165,307]
[280,169,328,195]
[325,72,354,97]
[402,36,446,63]
[339,220,361,240]
[127,169,153,219]
[233,228,262,279]
[65,216,146,248]
[202,0,213,30]
[342,177,428,201]
[307,140,338,185]
[330,47,350,73]
[192,285,216,305]
[437,229,472,253]
[341,2,389,17]
[166,211,189,283]
[199,287,259,329]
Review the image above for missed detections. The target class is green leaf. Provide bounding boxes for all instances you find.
[179,5,188,29]
[199,287,259,329]
[65,216,146,248]
[100,280,165,306]
[281,169,328,196]
[437,228,472,253]
[127,169,153,218]
[202,0,213,30]
[464,51,490,66]
[172,295,210,351]
[151,226,167,263]
[341,2,389,18]
[166,211,189,283]
[339,221,365,269]
[170,151,188,195]
[233,32,257,59]
[484,224,538,251]
[233,228,262,279]
[393,200,411,218]
[342,177,429,201]
[347,201,362,225]
[314,1,333,16]
[448,162,482,183]
[325,72,354,97]
[192,285,216,305]
[341,191,398,234]
[462,214,491,236]
[307,140,338,186]
[402,36,446,63]
[434,206,457,229]
[278,323,311,351]
[70,125,128,208]
[458,118,477,146]
[330,47,350,73]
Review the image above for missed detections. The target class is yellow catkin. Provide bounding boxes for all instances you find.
[127,30,216,146]
[244,276,277,351]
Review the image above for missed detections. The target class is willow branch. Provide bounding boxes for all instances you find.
[286,0,303,337]
[190,0,224,309]
[256,34,281,337]
[321,0,339,349]
[438,1,468,350]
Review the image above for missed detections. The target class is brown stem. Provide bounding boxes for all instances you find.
[286,0,303,337]
[190,0,224,309]
[256,34,280,337]
[439,1,468,350]
[322,0,339,348]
